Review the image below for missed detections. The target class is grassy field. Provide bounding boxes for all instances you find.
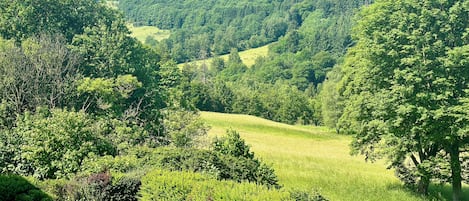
[180,44,270,68]
[201,111,466,201]
[128,24,170,43]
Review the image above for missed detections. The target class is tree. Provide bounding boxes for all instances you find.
[340,0,469,200]
[320,66,343,133]
[161,109,209,148]
[0,34,80,112]
[0,0,116,42]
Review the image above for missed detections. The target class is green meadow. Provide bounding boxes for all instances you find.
[181,44,270,68]
[201,111,466,201]
[128,24,170,43]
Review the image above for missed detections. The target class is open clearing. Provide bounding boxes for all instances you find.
[201,111,465,201]
[180,44,270,68]
[128,24,170,43]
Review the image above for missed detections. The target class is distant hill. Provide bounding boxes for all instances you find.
[118,0,298,62]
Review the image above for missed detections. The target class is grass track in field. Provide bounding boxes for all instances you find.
[128,25,170,43]
[201,111,467,201]
[180,44,269,68]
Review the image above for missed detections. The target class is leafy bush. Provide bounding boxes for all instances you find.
[7,109,116,179]
[212,129,280,188]
[212,129,254,159]
[42,171,142,201]
[289,189,329,201]
[145,147,281,188]
[139,169,290,201]
[162,109,210,148]
[0,174,52,201]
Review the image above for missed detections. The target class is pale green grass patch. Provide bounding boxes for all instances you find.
[128,24,170,43]
[180,44,269,68]
[105,1,118,9]
[201,111,428,201]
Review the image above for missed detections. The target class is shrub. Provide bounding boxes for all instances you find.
[0,174,52,201]
[42,171,142,201]
[10,109,116,179]
[212,129,254,159]
[144,147,280,188]
[289,189,329,201]
[211,129,280,188]
[139,169,290,201]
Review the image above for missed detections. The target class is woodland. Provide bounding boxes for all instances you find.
[0,0,468,201]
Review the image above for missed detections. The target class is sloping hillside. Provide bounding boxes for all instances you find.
[201,112,460,201]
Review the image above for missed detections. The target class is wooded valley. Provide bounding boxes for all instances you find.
[0,0,468,200]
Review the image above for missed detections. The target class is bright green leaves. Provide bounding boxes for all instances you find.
[77,75,142,112]
[14,109,115,179]
[0,0,117,42]
[161,109,209,148]
[340,0,469,195]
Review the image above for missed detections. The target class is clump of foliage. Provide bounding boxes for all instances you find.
[289,189,329,201]
[0,174,52,201]
[1,109,115,180]
[212,130,280,188]
[161,108,210,148]
[42,171,142,201]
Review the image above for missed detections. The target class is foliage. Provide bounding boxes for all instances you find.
[339,0,469,198]
[0,0,117,42]
[2,109,115,179]
[289,189,329,201]
[140,169,289,201]
[119,0,293,62]
[0,174,52,201]
[212,129,254,159]
[320,66,344,133]
[42,171,142,201]
[0,34,80,113]
[161,109,210,148]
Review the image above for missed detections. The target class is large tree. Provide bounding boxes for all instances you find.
[340,0,469,200]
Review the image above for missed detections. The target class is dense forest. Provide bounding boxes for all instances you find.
[1,0,469,200]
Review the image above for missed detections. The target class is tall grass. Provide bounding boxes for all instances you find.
[128,24,170,43]
[201,112,458,201]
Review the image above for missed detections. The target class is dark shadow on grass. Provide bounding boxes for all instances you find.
[386,182,469,201]
[0,174,52,201]
[428,183,469,201]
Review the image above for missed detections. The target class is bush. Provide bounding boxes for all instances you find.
[289,189,329,201]
[212,129,280,188]
[41,171,142,201]
[212,129,254,159]
[139,169,290,201]
[0,174,52,201]
[8,109,116,179]
[144,147,281,188]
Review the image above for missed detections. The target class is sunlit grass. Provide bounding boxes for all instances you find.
[180,44,270,68]
[128,24,170,43]
[200,111,451,201]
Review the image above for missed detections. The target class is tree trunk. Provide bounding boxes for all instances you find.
[450,143,462,201]
[417,175,430,195]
